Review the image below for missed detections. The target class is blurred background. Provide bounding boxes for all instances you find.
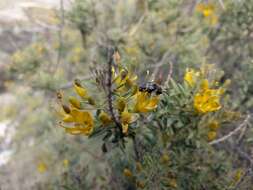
[0,0,253,189]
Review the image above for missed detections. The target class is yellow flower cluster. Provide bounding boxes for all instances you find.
[56,51,161,137]
[196,3,218,26]
[56,80,95,136]
[194,79,223,114]
[184,67,224,114]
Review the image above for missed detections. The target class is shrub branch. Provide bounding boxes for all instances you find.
[209,115,251,145]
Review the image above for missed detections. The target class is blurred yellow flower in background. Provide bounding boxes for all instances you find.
[208,120,220,130]
[37,162,47,173]
[233,169,244,183]
[196,3,218,26]
[63,159,69,168]
[123,168,133,178]
[207,131,217,141]
[184,68,200,87]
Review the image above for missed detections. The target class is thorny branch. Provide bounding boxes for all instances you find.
[209,115,251,145]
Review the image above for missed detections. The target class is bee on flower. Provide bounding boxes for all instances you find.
[55,49,162,150]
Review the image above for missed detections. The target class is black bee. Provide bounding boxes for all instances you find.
[139,82,162,95]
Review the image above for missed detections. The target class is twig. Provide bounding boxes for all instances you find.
[128,14,146,36]
[82,146,105,162]
[230,168,252,190]
[133,137,140,161]
[218,0,225,10]
[52,0,65,75]
[151,50,171,81]
[166,61,173,83]
[58,75,93,89]
[209,115,251,145]
[106,48,122,133]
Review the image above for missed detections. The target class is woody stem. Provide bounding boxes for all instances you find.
[107,48,123,134]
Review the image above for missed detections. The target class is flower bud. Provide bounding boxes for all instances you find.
[88,97,96,105]
[62,105,71,114]
[160,154,170,164]
[113,51,121,64]
[116,97,126,112]
[74,79,88,98]
[56,91,63,100]
[136,181,145,189]
[208,121,219,131]
[207,131,217,141]
[136,162,142,173]
[120,70,128,80]
[69,96,81,109]
[99,111,112,125]
[123,168,133,178]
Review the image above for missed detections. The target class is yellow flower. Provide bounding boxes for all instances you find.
[200,79,209,90]
[160,154,170,164]
[210,14,218,26]
[208,120,220,131]
[63,159,69,168]
[136,181,145,189]
[58,105,75,123]
[196,3,215,17]
[184,68,200,87]
[60,108,94,136]
[69,96,81,109]
[32,43,45,55]
[194,80,222,114]
[116,97,126,112]
[120,109,138,134]
[113,68,137,92]
[207,131,217,141]
[234,169,244,182]
[12,51,24,63]
[37,162,47,173]
[164,178,177,188]
[194,92,221,113]
[196,3,218,26]
[134,91,159,113]
[99,111,112,125]
[168,178,177,188]
[74,79,88,98]
[136,162,142,173]
[123,168,133,178]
